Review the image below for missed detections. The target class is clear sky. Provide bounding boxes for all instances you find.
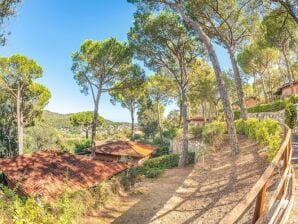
[1,0,232,122]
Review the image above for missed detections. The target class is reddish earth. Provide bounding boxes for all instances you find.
[82,136,269,224]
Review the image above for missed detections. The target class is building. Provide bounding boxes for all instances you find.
[274,81,298,96]
[85,141,157,165]
[0,150,129,199]
[188,115,210,126]
[232,97,259,110]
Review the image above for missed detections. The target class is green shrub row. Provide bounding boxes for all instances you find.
[285,103,297,129]
[247,100,286,113]
[234,118,281,160]
[143,154,179,169]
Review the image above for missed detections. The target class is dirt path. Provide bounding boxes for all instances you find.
[82,136,268,224]
[149,136,268,224]
[82,165,193,224]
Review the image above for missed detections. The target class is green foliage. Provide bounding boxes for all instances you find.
[74,139,91,154]
[247,100,286,113]
[0,185,81,224]
[233,110,241,120]
[143,168,163,178]
[119,168,138,190]
[189,125,203,138]
[70,111,104,137]
[163,127,178,140]
[202,122,227,148]
[285,103,297,129]
[153,145,169,157]
[234,118,281,161]
[24,122,61,153]
[142,154,179,170]
[187,152,195,164]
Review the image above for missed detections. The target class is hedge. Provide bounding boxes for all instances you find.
[247,100,286,113]
[245,94,298,114]
[234,118,281,160]
[143,154,179,169]
[285,103,297,129]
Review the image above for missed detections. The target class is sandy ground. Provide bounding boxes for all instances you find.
[81,136,269,224]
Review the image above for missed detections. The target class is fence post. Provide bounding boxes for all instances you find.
[252,181,268,223]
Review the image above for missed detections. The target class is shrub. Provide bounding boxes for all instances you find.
[234,118,281,161]
[119,168,138,190]
[285,103,297,129]
[234,110,241,120]
[187,151,195,164]
[144,168,164,178]
[247,100,286,113]
[143,154,179,169]
[202,121,226,148]
[153,145,169,157]
[163,127,178,139]
[74,139,91,154]
[189,125,203,138]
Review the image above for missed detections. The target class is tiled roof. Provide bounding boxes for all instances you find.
[0,150,129,199]
[86,141,157,158]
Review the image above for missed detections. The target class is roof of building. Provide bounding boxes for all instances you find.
[0,150,129,199]
[274,81,298,95]
[232,96,259,105]
[188,115,210,122]
[86,141,157,158]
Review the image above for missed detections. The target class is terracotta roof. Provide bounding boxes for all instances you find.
[86,141,157,158]
[274,81,298,95]
[0,150,129,199]
[188,116,210,122]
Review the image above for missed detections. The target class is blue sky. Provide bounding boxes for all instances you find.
[1,0,231,122]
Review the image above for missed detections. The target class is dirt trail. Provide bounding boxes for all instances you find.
[82,136,268,224]
[82,166,193,224]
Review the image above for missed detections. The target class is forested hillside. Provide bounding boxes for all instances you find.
[23,110,131,153]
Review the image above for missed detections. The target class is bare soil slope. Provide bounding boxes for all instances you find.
[82,135,269,224]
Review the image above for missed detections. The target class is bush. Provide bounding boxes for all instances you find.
[285,103,297,129]
[153,145,169,157]
[118,167,138,191]
[74,139,91,154]
[234,110,241,120]
[187,151,195,164]
[189,125,203,138]
[163,127,178,139]
[144,168,164,178]
[234,118,281,161]
[202,121,226,148]
[247,100,286,113]
[143,154,179,169]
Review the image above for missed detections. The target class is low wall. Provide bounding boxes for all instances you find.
[247,110,285,123]
[247,103,298,133]
[170,138,206,162]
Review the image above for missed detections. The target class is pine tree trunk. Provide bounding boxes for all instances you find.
[16,87,24,155]
[156,102,164,145]
[282,46,294,93]
[85,129,89,139]
[130,107,135,139]
[180,88,189,166]
[260,74,268,103]
[175,5,239,155]
[228,48,247,120]
[91,91,101,158]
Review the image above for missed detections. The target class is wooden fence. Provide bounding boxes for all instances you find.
[220,124,295,224]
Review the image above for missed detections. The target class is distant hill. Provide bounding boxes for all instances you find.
[42,110,131,137]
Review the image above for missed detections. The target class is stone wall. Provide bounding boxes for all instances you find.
[247,110,285,123]
[170,138,206,162]
[247,103,298,124]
